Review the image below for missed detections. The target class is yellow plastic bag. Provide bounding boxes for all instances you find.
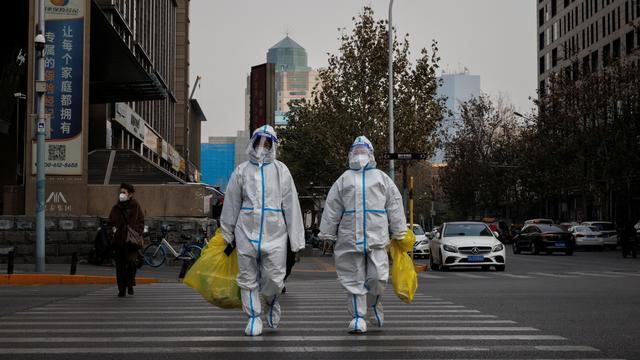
[390,228,418,304]
[183,229,242,309]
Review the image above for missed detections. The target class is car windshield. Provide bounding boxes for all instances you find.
[412,225,425,235]
[591,223,614,231]
[444,224,493,237]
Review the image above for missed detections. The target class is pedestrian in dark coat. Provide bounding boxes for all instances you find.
[108,183,145,297]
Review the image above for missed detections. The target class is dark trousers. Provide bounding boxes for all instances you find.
[115,248,137,292]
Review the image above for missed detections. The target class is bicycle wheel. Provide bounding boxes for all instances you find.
[143,244,166,267]
[184,244,202,261]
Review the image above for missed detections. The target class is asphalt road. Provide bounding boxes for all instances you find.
[0,247,638,359]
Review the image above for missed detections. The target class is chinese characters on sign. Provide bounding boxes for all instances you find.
[34,0,85,175]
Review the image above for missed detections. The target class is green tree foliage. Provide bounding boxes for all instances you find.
[280,7,446,190]
[440,95,522,219]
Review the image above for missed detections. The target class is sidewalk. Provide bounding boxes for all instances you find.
[0,254,337,285]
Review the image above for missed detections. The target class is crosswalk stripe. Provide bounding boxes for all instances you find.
[0,280,610,358]
[0,334,567,342]
[15,307,469,315]
[0,320,516,326]
[0,326,537,334]
[0,345,599,354]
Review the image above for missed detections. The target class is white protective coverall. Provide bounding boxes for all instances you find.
[221,125,305,336]
[319,136,406,333]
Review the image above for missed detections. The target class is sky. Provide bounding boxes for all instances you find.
[190,0,538,140]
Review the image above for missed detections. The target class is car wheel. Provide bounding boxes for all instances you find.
[512,243,520,254]
[495,265,506,271]
[530,241,539,255]
[565,249,574,256]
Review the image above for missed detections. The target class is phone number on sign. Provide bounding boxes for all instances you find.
[44,162,79,168]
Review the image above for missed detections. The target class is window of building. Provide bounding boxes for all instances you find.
[565,0,570,7]
[582,29,586,48]
[552,48,558,67]
[627,30,635,55]
[591,50,599,71]
[539,80,546,96]
[539,8,545,26]
[552,0,558,17]
[540,55,546,74]
[603,43,610,65]
[539,32,545,50]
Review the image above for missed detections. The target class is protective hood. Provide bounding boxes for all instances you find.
[246,125,278,164]
[348,135,376,170]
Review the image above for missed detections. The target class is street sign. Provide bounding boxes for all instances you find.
[383,153,427,160]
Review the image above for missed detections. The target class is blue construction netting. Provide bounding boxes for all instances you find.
[201,143,235,190]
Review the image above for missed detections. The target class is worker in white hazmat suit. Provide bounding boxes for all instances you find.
[220,125,305,336]
[319,135,406,334]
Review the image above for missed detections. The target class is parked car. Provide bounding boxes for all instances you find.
[558,222,579,231]
[512,224,575,255]
[524,218,554,225]
[410,223,430,259]
[568,225,604,250]
[429,221,506,271]
[581,221,617,249]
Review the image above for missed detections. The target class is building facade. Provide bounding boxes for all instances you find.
[431,69,481,165]
[537,0,640,91]
[0,0,205,217]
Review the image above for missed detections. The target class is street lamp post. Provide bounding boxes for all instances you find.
[35,0,47,272]
[388,0,395,182]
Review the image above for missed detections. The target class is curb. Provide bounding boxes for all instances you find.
[0,274,159,286]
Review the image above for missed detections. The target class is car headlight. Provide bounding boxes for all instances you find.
[443,244,458,253]
[492,244,504,252]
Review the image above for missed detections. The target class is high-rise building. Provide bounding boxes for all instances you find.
[537,0,640,91]
[432,69,481,165]
[246,36,320,127]
[0,0,205,216]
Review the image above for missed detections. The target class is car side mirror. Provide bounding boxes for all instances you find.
[492,231,500,238]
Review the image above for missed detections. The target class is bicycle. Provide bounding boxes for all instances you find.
[143,225,203,268]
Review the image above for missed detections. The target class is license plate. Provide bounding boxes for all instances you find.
[555,242,565,247]
[468,255,484,262]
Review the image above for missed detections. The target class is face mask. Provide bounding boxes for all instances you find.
[119,193,129,202]
[350,154,369,169]
[255,146,267,159]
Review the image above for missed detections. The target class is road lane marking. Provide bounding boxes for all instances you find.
[493,273,533,279]
[450,273,490,279]
[527,272,578,278]
[0,345,599,354]
[0,326,537,334]
[0,334,567,342]
[566,272,624,278]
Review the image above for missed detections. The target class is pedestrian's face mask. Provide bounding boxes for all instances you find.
[349,145,371,169]
[119,190,130,202]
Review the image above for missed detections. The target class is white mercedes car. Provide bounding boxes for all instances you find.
[429,221,506,271]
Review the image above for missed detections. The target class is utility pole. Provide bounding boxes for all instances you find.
[34,0,47,272]
[388,0,395,182]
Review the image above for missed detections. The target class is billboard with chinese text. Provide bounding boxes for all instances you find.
[32,0,85,175]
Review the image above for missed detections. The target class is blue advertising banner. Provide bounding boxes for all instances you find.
[32,0,85,175]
